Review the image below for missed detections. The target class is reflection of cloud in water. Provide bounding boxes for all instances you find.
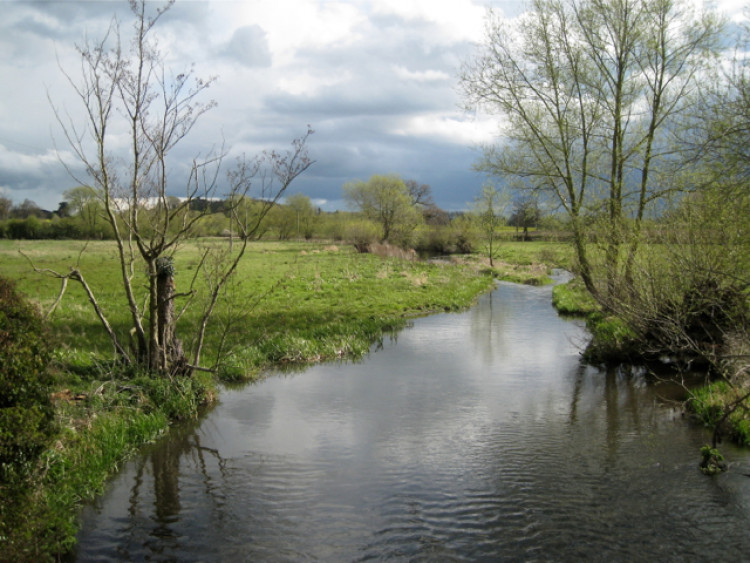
[209,282,589,480]
[74,281,750,561]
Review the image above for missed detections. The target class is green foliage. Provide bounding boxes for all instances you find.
[130,371,214,420]
[699,444,727,475]
[0,368,214,561]
[343,174,422,243]
[414,223,478,255]
[472,183,508,266]
[344,218,381,252]
[0,276,54,483]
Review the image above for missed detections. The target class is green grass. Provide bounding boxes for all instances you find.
[1,240,498,378]
[492,241,573,269]
[688,381,750,447]
[552,277,599,316]
[0,367,214,561]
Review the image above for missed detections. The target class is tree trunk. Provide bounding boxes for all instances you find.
[156,257,187,375]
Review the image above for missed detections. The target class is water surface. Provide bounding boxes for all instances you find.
[74,281,750,561]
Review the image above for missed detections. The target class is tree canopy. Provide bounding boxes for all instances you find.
[343,174,421,244]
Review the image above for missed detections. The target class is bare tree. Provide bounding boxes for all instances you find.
[0,197,13,220]
[404,179,434,208]
[42,0,313,375]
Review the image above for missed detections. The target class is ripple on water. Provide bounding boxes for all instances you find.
[74,282,750,561]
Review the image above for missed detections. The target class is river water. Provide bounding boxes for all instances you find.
[74,280,750,561]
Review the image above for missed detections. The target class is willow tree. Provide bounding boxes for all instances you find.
[343,174,421,244]
[461,0,721,305]
[41,1,313,375]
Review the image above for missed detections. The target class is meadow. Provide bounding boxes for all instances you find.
[1,238,572,378]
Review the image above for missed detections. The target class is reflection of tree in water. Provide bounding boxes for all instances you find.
[125,417,228,554]
[470,291,509,364]
[567,363,645,468]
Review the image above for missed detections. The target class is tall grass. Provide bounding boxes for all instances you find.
[1,368,214,561]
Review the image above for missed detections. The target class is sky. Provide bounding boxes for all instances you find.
[0,0,744,213]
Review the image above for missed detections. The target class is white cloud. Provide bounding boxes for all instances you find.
[0,145,61,177]
[222,0,367,64]
[391,112,497,145]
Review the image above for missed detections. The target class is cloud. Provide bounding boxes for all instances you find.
[0,145,60,177]
[223,25,272,68]
[0,0,531,212]
[391,112,497,145]
[394,66,451,83]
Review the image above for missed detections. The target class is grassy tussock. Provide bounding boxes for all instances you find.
[688,381,750,447]
[552,278,599,316]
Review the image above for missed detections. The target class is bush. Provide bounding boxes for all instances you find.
[345,219,381,252]
[0,276,54,483]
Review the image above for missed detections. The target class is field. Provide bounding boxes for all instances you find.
[0,239,572,377]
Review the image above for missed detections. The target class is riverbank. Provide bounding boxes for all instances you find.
[551,276,750,449]
[4,239,536,561]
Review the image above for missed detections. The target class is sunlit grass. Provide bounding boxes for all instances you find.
[1,239,498,378]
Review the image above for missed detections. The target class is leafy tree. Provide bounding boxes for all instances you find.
[508,196,540,240]
[37,1,313,375]
[611,21,750,376]
[63,185,102,236]
[266,203,296,240]
[343,174,421,244]
[11,199,44,219]
[461,0,722,303]
[286,193,317,239]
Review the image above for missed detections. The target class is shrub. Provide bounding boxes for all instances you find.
[345,219,381,252]
[0,276,54,483]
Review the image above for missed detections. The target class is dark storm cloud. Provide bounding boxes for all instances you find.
[0,0,515,211]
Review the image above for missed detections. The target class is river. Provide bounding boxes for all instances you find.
[73,279,750,561]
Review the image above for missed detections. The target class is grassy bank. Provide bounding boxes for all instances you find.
[688,381,750,447]
[0,366,216,561]
[550,270,750,450]
[2,240,500,377]
[2,239,509,560]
